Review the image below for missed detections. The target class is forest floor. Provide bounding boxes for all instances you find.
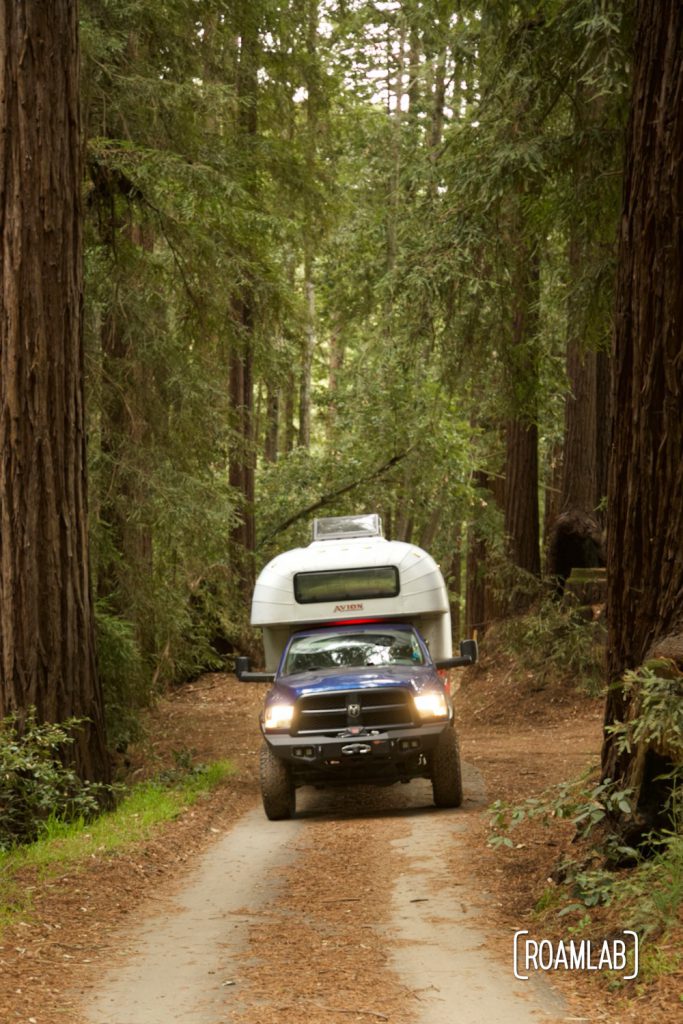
[0,655,680,1024]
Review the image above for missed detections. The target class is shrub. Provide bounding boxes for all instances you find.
[95,600,148,751]
[0,711,106,851]
[493,593,606,693]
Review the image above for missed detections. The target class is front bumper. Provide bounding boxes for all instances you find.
[264,721,451,786]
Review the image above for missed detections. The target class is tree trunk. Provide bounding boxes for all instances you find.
[386,21,406,278]
[0,2,109,782]
[466,471,491,637]
[561,340,597,514]
[228,301,255,593]
[298,0,320,451]
[327,322,344,437]
[559,82,607,520]
[446,527,463,640]
[543,440,563,559]
[264,384,280,463]
[228,4,259,594]
[601,1,683,817]
[504,418,540,577]
[96,212,155,658]
[282,368,297,455]
[299,256,316,448]
[503,235,541,581]
[594,347,610,521]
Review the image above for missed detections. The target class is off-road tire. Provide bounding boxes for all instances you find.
[430,726,464,808]
[259,742,295,820]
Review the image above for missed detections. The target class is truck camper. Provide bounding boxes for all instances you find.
[236,514,477,819]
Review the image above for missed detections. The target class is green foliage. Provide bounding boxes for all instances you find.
[547,818,683,938]
[0,757,232,933]
[488,769,634,849]
[0,713,109,851]
[256,370,477,569]
[605,663,683,761]
[75,0,630,732]
[493,596,606,692]
[95,600,147,751]
[488,769,674,922]
[489,768,683,935]
[82,0,283,692]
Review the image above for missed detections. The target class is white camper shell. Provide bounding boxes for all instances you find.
[252,515,452,671]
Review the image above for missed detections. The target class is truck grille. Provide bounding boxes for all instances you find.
[294,688,414,735]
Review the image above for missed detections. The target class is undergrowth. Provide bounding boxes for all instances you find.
[488,663,682,957]
[0,756,232,933]
[492,593,607,694]
[490,771,683,937]
[0,711,110,851]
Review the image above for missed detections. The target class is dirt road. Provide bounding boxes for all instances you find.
[85,771,566,1024]
[1,670,610,1024]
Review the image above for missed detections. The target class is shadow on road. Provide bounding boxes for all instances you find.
[293,762,486,822]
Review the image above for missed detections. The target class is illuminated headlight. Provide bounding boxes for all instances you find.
[414,692,448,719]
[263,703,295,731]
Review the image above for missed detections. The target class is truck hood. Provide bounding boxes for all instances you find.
[273,663,437,700]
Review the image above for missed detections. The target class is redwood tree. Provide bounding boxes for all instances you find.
[228,1,259,597]
[601,1,682,803]
[503,224,541,582]
[0,3,109,781]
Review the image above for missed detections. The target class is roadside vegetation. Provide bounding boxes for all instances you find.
[0,714,232,933]
[491,592,607,697]
[483,611,682,997]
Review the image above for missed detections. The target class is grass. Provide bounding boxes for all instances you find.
[0,759,233,932]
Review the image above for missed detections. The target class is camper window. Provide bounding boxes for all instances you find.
[294,566,400,604]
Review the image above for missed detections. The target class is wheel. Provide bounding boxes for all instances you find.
[259,742,295,820]
[430,726,463,808]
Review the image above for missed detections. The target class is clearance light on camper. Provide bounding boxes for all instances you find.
[328,617,387,627]
[263,703,295,731]
[414,692,448,719]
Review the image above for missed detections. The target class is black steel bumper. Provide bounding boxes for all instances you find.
[263,721,451,786]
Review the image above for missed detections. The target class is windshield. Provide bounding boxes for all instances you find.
[281,627,425,677]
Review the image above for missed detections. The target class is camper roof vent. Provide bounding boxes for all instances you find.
[312,514,383,542]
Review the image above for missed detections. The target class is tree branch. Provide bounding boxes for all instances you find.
[259,449,413,547]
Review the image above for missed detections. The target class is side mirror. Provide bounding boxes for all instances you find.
[234,655,275,683]
[435,638,478,670]
[459,638,478,665]
[235,656,250,678]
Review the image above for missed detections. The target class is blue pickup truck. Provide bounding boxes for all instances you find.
[236,515,477,819]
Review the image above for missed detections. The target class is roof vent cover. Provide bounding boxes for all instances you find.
[312,514,383,542]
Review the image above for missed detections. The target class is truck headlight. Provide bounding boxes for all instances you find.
[414,692,448,719]
[264,703,295,731]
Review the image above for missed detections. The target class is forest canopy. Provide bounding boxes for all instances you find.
[4,0,682,813]
[74,1,632,717]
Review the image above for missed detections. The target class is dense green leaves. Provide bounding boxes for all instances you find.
[78,0,630,731]
[0,714,109,849]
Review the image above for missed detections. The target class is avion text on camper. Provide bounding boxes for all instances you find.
[334,602,364,612]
